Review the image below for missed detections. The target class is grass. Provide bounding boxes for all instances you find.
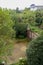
[0,38,15,62]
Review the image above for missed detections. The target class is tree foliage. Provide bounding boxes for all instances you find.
[0,8,14,56]
[35,11,42,26]
[15,23,27,38]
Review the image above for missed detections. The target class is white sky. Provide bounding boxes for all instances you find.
[0,0,43,10]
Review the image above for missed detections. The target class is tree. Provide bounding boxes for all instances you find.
[35,11,42,27]
[26,34,43,65]
[0,8,14,56]
[0,8,13,38]
[15,23,27,38]
[16,7,21,13]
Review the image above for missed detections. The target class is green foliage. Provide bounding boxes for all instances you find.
[26,34,43,65]
[0,7,43,64]
[11,58,28,65]
[0,8,14,56]
[0,38,14,56]
[15,23,27,38]
[0,8,13,38]
[0,59,3,63]
[35,11,42,26]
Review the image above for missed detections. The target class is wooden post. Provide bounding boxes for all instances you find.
[27,29,32,39]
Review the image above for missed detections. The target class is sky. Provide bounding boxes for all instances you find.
[0,0,43,10]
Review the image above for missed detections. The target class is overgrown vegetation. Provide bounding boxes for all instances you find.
[0,7,43,64]
[26,34,43,65]
[15,23,27,38]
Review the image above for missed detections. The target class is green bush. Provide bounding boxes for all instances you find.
[35,11,42,26]
[26,34,43,65]
[15,23,27,38]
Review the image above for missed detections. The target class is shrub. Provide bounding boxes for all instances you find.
[26,34,43,65]
[35,11,42,26]
[15,23,27,38]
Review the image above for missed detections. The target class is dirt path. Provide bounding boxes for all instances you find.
[6,40,28,64]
